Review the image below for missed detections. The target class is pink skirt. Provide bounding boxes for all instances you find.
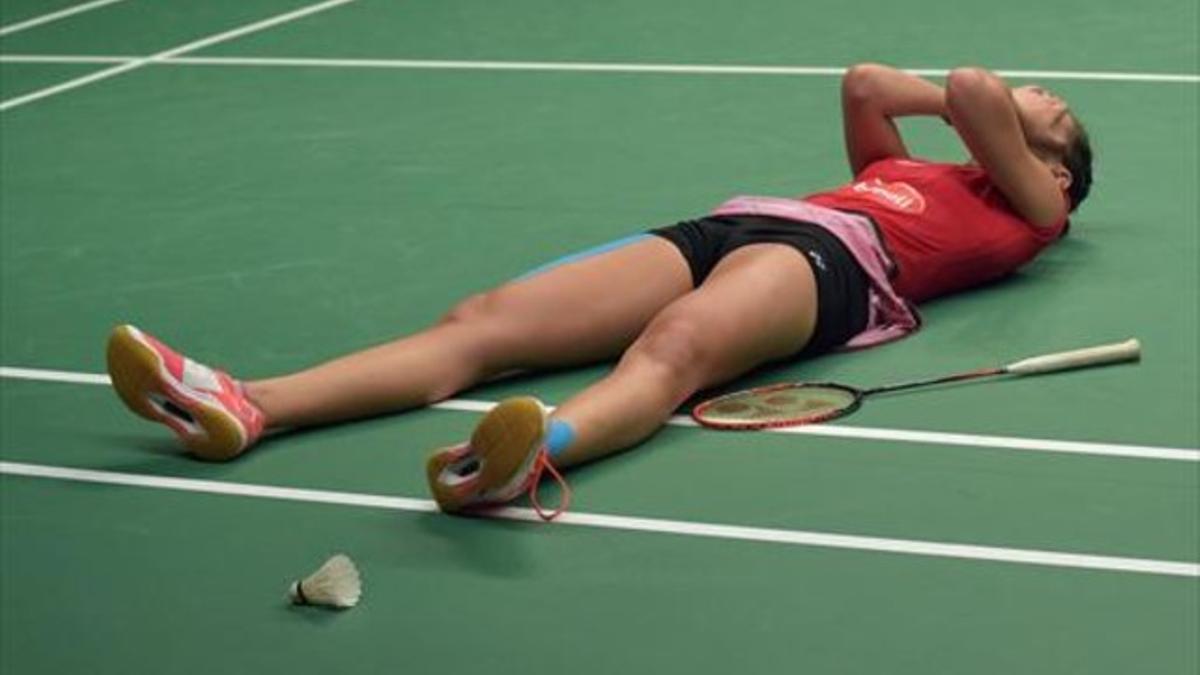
[711,196,920,349]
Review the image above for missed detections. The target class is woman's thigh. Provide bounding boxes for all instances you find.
[455,235,693,368]
[627,242,819,388]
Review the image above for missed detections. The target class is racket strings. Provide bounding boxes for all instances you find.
[696,384,860,428]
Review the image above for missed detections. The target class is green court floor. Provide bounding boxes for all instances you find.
[2,1,1197,673]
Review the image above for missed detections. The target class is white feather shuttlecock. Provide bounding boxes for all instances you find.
[288,554,362,609]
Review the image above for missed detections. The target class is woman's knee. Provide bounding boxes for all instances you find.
[438,290,509,328]
[622,313,716,386]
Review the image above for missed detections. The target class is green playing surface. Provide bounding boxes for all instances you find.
[2,1,1197,673]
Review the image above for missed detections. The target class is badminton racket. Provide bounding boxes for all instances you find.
[692,338,1141,430]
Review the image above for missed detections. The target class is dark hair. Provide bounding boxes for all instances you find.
[1063,119,1093,212]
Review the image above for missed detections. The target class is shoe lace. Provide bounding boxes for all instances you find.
[527,449,571,521]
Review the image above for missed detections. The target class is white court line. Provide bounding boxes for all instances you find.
[3,365,1197,462]
[0,0,356,112]
[0,53,1197,84]
[0,53,130,64]
[0,0,127,37]
[1,366,111,385]
[1,460,1196,578]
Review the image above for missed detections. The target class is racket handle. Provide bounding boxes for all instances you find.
[1005,339,1141,376]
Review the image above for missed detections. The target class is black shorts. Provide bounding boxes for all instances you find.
[649,215,870,356]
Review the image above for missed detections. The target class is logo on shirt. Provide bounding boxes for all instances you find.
[850,178,926,214]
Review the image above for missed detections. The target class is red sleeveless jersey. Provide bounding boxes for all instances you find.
[804,158,1068,303]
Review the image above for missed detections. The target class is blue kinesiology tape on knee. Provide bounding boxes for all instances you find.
[517,234,650,280]
[545,419,577,458]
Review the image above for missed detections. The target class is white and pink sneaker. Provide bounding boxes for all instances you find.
[426,397,571,521]
[106,325,265,461]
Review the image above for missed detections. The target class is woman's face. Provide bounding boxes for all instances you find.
[1011,85,1076,154]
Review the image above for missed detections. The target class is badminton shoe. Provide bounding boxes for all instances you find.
[426,396,571,521]
[106,324,265,461]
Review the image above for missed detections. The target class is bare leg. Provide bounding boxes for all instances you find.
[245,237,692,429]
[550,244,821,468]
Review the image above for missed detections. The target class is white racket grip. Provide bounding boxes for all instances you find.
[1005,339,1141,376]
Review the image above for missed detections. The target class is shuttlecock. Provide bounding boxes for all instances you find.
[288,554,362,609]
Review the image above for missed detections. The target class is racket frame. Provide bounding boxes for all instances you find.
[692,339,1140,431]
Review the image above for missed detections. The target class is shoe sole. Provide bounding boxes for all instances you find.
[106,325,247,461]
[426,396,546,512]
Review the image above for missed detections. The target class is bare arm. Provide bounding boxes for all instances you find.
[840,63,946,176]
[944,67,1067,229]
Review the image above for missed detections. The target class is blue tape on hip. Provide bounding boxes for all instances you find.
[517,234,650,280]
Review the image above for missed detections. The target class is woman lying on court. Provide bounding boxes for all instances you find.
[106,64,1093,519]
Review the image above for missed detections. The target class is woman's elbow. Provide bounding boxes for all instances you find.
[945,67,1002,107]
[842,63,888,101]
